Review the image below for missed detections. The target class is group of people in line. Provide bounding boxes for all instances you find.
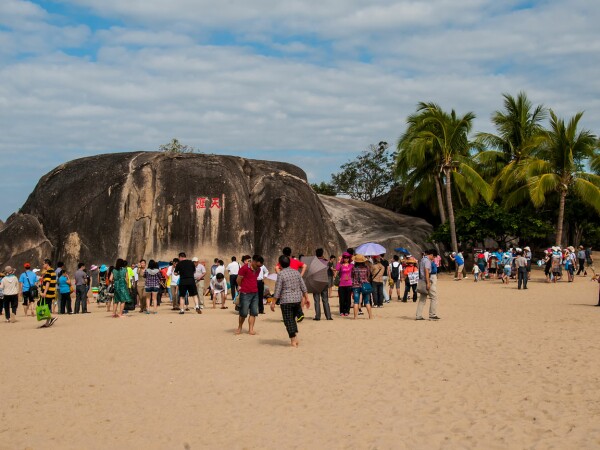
[1,242,597,339]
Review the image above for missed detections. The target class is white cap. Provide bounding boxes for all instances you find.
[33,268,40,273]
[192,257,199,262]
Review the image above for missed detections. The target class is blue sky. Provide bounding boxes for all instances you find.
[1,0,599,220]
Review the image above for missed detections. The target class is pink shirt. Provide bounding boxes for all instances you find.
[336,263,353,287]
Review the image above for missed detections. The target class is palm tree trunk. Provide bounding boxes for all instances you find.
[443,168,458,253]
[434,175,447,223]
[556,189,567,247]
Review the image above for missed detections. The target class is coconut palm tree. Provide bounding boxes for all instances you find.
[474,92,547,190]
[506,111,600,246]
[397,102,492,252]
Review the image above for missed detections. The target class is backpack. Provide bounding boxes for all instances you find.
[391,262,400,280]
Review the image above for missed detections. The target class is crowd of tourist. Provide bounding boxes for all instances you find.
[0,243,597,342]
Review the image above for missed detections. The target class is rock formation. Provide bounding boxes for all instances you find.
[0,152,346,270]
[319,195,434,257]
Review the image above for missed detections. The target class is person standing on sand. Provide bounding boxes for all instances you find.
[1,266,19,323]
[110,259,130,317]
[416,249,440,321]
[271,255,309,347]
[577,245,587,276]
[19,263,38,317]
[235,255,264,335]
[389,255,402,300]
[193,257,206,309]
[275,247,307,322]
[144,260,161,314]
[313,248,333,320]
[57,268,73,314]
[74,263,89,314]
[174,252,202,314]
[226,257,240,300]
[515,250,528,290]
[351,254,372,319]
[335,252,353,316]
[136,259,147,313]
[370,255,385,308]
[40,259,58,327]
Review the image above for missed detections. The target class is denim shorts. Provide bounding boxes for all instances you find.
[145,287,159,293]
[239,292,259,318]
[352,287,371,305]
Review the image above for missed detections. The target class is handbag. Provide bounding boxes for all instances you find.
[36,299,52,321]
[333,274,340,287]
[416,279,429,295]
[361,282,373,295]
[69,284,74,294]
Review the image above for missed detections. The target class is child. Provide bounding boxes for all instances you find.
[501,263,511,284]
[472,264,480,282]
[209,273,228,309]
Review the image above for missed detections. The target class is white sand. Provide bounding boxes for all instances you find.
[1,271,599,449]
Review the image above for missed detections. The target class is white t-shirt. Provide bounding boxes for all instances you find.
[168,266,180,285]
[257,265,269,281]
[210,277,228,294]
[215,265,225,276]
[226,262,240,276]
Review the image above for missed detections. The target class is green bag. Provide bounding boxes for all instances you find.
[36,300,52,321]
[333,274,340,287]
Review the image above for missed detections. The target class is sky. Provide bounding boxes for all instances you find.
[1,0,599,221]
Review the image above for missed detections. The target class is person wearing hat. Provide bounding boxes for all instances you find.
[1,266,20,322]
[402,257,419,302]
[576,245,587,276]
[351,254,372,319]
[335,252,354,317]
[19,263,39,317]
[416,249,440,321]
[523,246,532,280]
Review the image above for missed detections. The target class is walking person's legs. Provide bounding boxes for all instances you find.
[402,280,410,302]
[313,292,322,320]
[257,280,264,314]
[428,275,438,318]
[321,287,332,319]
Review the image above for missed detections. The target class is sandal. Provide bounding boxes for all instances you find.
[221,306,229,309]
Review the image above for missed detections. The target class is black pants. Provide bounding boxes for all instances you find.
[338,286,352,315]
[518,268,528,289]
[372,282,384,306]
[281,302,302,338]
[577,259,586,275]
[229,275,238,300]
[3,295,18,320]
[60,293,72,314]
[257,280,265,313]
[403,280,417,302]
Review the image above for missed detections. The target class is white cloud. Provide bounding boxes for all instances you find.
[0,0,599,220]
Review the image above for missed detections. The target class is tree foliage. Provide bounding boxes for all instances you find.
[311,182,337,196]
[330,142,395,202]
[159,138,197,154]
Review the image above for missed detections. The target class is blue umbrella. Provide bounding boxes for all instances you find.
[355,242,387,256]
[394,247,410,254]
[158,261,170,269]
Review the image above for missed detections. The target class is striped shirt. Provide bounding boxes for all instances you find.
[43,268,57,299]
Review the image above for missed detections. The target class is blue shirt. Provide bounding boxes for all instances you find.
[19,270,37,292]
[431,262,438,275]
[58,275,71,294]
[455,254,464,266]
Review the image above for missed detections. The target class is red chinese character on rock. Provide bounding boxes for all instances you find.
[196,197,207,209]
[210,198,221,209]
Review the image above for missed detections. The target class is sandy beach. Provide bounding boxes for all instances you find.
[1,270,599,449]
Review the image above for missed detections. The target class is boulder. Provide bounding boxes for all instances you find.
[0,152,346,270]
[319,195,434,257]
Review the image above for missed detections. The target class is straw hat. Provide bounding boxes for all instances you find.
[4,265,15,274]
[524,246,530,251]
[353,254,367,263]
[405,257,418,264]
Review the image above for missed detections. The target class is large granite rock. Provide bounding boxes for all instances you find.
[319,195,434,257]
[0,152,346,270]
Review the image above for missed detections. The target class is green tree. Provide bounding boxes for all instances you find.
[506,111,600,246]
[159,138,196,153]
[474,92,547,190]
[311,182,337,196]
[396,103,491,253]
[330,142,395,201]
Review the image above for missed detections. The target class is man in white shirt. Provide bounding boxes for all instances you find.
[193,257,206,309]
[226,257,240,300]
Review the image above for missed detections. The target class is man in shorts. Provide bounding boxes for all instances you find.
[174,252,202,314]
[235,254,264,335]
[19,263,38,317]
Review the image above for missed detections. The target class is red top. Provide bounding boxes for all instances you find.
[276,257,304,272]
[238,264,260,293]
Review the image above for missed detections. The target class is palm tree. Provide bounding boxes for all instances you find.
[474,92,547,191]
[397,103,491,252]
[507,111,600,246]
